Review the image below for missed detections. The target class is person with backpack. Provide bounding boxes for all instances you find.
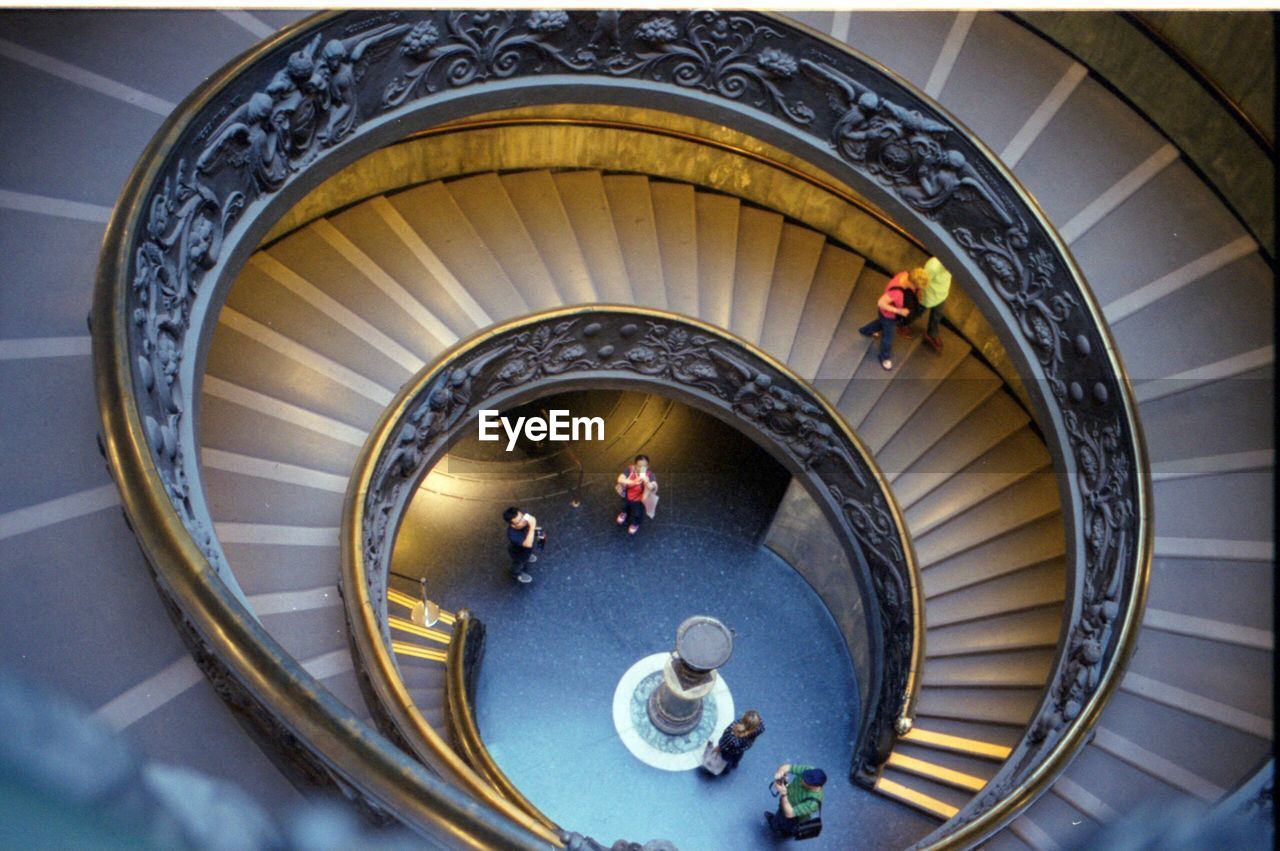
[615,454,657,536]
[859,267,927,370]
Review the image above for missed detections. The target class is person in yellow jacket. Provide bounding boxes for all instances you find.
[919,256,952,353]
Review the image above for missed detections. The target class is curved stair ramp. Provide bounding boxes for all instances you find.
[793,9,1274,844]
[201,162,1067,829]
[0,9,1268,850]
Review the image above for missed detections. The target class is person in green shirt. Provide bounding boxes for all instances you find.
[765,762,826,836]
[918,256,952,353]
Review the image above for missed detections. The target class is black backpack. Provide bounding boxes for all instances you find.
[890,285,923,322]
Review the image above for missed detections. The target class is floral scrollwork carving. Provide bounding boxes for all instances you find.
[383,11,594,108]
[607,12,815,124]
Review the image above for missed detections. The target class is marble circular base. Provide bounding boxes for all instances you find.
[612,652,734,771]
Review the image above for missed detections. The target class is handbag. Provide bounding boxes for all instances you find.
[700,741,727,775]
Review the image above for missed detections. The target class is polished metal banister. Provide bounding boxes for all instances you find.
[446,611,560,832]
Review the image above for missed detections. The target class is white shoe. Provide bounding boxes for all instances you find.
[516,572,532,584]
[881,359,893,370]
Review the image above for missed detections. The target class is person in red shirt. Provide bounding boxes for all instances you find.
[615,454,657,535]
[858,267,925,370]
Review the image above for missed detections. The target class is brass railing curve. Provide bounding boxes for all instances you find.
[446,611,559,832]
[343,306,921,798]
[94,9,1149,848]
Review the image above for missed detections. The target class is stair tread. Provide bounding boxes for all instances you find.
[921,647,1056,688]
[899,724,1016,760]
[329,201,481,338]
[758,223,825,362]
[875,354,1003,480]
[445,173,562,311]
[914,473,1061,567]
[889,744,999,788]
[926,561,1067,628]
[729,206,784,345]
[877,767,971,816]
[915,686,1043,726]
[551,171,634,304]
[651,180,700,317]
[906,427,1053,538]
[786,244,864,380]
[923,514,1066,597]
[602,173,665,310]
[387,182,530,320]
[928,607,1065,657]
[501,170,597,305]
[693,192,739,328]
[859,333,972,454]
[890,391,1030,508]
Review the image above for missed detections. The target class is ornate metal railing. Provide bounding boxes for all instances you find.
[93,9,1149,847]
[342,307,921,794]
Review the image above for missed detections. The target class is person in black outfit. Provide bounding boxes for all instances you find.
[503,506,538,584]
[715,709,765,773]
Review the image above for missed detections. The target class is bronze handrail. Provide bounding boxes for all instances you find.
[446,612,560,831]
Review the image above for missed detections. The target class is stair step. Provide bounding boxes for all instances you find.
[898,726,1014,761]
[906,428,1053,538]
[204,323,385,431]
[329,200,481,338]
[729,206,784,345]
[693,191,739,328]
[859,333,971,454]
[914,473,1061,566]
[759,223,825,362]
[602,174,665,309]
[224,260,414,391]
[921,647,1055,688]
[927,608,1064,657]
[551,171,634,304]
[875,768,969,818]
[445,173,561,311]
[837,320,926,430]
[651,181,700,316]
[926,560,1066,627]
[923,514,1066,597]
[500,170,597,305]
[386,182,530,320]
[890,391,1030,508]
[915,686,1042,726]
[909,716,1027,748]
[875,354,1003,481]
[786,245,864,380]
[270,227,448,362]
[815,265,888,379]
[887,745,997,790]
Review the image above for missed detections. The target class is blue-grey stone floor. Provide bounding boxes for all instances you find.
[393,392,936,849]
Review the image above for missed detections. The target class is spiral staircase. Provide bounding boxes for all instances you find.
[0,9,1271,850]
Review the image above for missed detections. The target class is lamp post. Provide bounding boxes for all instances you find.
[647,616,734,736]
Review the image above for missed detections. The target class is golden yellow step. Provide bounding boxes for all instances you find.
[885,751,987,791]
[386,588,456,624]
[388,616,452,644]
[874,775,959,819]
[899,726,1013,761]
[391,641,448,662]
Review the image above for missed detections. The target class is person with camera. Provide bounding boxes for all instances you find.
[502,507,541,585]
[765,763,825,838]
[615,454,657,536]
